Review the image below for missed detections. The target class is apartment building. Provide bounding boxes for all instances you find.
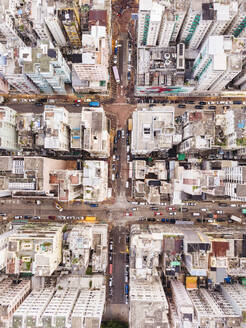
[71,288,106,328]
[131,106,178,156]
[170,280,194,328]
[22,44,71,95]
[42,105,70,152]
[188,288,241,327]
[0,46,40,94]
[82,160,108,202]
[0,0,25,47]
[179,110,215,153]
[183,230,211,277]
[219,108,246,149]
[72,25,109,93]
[45,2,67,47]
[6,222,64,276]
[221,284,246,327]
[12,288,55,328]
[31,0,53,42]
[0,106,17,151]
[0,230,15,271]
[0,278,31,326]
[42,288,79,328]
[132,160,170,205]
[59,6,81,47]
[0,74,8,94]
[130,274,169,328]
[193,36,243,92]
[227,1,246,38]
[69,106,110,157]
[180,0,212,50]
[206,1,238,38]
[49,169,83,202]
[224,165,246,202]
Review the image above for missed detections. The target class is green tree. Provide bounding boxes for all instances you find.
[101,321,128,328]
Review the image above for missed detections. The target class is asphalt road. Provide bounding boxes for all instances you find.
[110,226,128,304]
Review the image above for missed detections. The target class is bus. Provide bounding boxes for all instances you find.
[109,263,113,275]
[112,66,120,83]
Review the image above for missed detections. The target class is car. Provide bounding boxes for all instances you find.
[209,106,216,109]
[199,101,206,105]
[230,204,237,207]
[35,102,43,106]
[109,254,113,263]
[218,203,228,207]
[216,210,223,214]
[195,105,203,109]
[0,213,6,217]
[121,129,125,139]
[112,155,116,161]
[117,130,121,139]
[187,100,195,104]
[201,208,207,212]
[131,207,138,211]
[126,137,130,145]
[116,172,119,179]
[126,235,130,243]
[179,208,188,212]
[125,212,133,216]
[33,216,40,220]
[125,275,128,283]
[127,155,130,162]
[138,217,145,221]
[24,215,32,219]
[154,212,163,216]
[166,207,173,211]
[207,213,213,218]
[147,218,156,222]
[55,202,63,212]
[112,164,116,171]
[14,215,22,219]
[193,212,200,216]
[160,202,167,206]
[113,146,117,153]
[150,207,159,210]
[188,202,196,206]
[125,294,129,304]
[109,277,113,287]
[114,136,117,144]
[178,104,186,108]
[48,215,56,220]
[116,155,120,160]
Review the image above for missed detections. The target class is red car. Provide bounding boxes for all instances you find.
[166,207,175,211]
[125,212,133,216]
[48,216,56,220]
[154,212,163,216]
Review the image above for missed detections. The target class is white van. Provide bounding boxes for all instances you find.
[112,174,115,181]
[126,181,129,188]
[193,212,200,216]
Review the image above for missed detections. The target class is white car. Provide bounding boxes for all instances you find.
[230,204,237,207]
[201,208,207,212]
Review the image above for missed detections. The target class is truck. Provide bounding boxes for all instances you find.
[112,66,120,83]
[89,101,100,107]
[231,215,242,223]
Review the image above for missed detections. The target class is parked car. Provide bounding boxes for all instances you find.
[150,207,158,210]
[154,212,163,216]
[218,203,228,207]
[216,210,223,214]
[125,212,133,216]
[195,105,203,109]
[178,104,186,108]
[179,208,188,212]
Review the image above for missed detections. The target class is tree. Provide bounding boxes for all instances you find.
[101,321,128,328]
